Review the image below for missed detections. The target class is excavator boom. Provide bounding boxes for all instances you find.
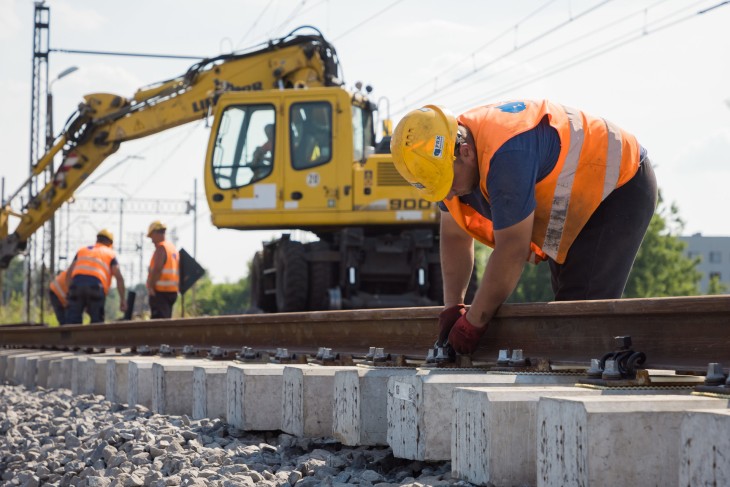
[1,26,452,313]
[0,28,340,268]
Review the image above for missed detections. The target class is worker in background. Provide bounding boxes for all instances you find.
[390,101,657,355]
[65,229,127,324]
[48,268,69,325]
[146,220,179,319]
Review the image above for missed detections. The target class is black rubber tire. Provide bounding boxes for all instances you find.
[306,241,333,311]
[251,251,275,312]
[275,240,309,312]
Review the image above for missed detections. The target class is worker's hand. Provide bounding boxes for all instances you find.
[147,284,156,297]
[436,304,466,346]
[447,314,488,355]
[120,300,128,313]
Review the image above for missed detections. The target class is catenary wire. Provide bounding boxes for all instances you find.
[449,0,729,113]
[392,0,614,114]
[395,0,557,109]
[407,0,677,115]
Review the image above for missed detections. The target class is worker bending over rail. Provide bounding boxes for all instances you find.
[65,229,127,324]
[391,101,657,354]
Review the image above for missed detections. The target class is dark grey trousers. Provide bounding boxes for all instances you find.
[548,157,658,300]
[149,291,178,319]
[66,283,106,324]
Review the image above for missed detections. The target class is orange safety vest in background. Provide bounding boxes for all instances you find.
[71,244,116,294]
[445,100,641,264]
[150,240,179,293]
[49,269,69,307]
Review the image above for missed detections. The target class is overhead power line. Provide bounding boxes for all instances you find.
[390,0,728,118]
[392,0,614,114]
[235,0,278,49]
[50,48,203,60]
[449,0,729,113]
[419,0,674,112]
[396,0,558,107]
[332,0,405,41]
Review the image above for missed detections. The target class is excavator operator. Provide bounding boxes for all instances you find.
[390,101,657,355]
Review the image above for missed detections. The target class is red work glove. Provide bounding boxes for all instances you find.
[436,304,466,346]
[447,314,488,355]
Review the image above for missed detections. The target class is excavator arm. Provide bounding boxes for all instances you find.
[0,27,341,268]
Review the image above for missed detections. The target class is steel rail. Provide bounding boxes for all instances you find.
[1,295,728,371]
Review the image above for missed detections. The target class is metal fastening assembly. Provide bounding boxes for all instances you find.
[208,346,226,360]
[598,336,646,380]
[496,349,510,366]
[236,346,262,362]
[601,359,622,380]
[586,358,603,378]
[182,345,198,357]
[137,345,154,356]
[509,349,527,367]
[704,362,726,386]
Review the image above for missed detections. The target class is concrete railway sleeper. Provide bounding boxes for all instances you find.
[1,344,730,486]
[2,296,730,484]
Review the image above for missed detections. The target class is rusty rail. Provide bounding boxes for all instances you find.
[1,295,728,371]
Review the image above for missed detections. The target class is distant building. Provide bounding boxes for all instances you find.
[678,234,730,293]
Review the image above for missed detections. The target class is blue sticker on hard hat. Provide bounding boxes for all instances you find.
[497,101,526,113]
[433,135,444,157]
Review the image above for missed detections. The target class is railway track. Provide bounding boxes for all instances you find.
[2,295,729,372]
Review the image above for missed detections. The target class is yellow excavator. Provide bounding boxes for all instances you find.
[0,27,471,312]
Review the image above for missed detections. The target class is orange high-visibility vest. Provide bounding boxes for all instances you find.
[445,100,641,264]
[149,240,179,293]
[71,244,116,294]
[49,270,69,307]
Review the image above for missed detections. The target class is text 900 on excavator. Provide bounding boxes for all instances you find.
[0,27,467,313]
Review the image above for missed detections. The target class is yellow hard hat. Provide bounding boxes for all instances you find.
[390,105,458,202]
[97,228,114,243]
[147,220,167,237]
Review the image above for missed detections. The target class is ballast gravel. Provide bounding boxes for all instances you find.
[0,385,470,487]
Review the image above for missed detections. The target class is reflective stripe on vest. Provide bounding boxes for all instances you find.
[451,100,641,264]
[71,244,115,294]
[49,270,69,307]
[149,240,179,292]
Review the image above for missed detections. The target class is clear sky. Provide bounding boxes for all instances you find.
[1,0,729,285]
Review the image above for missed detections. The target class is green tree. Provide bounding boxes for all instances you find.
[0,292,26,324]
[181,273,251,317]
[507,261,554,303]
[0,257,52,325]
[623,193,701,297]
[707,274,728,295]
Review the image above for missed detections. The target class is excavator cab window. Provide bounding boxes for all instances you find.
[351,104,376,162]
[289,102,332,170]
[211,104,276,189]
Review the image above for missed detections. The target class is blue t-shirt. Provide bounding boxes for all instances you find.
[440,116,560,230]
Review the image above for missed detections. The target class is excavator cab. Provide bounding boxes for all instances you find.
[204,86,446,312]
[205,86,417,229]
